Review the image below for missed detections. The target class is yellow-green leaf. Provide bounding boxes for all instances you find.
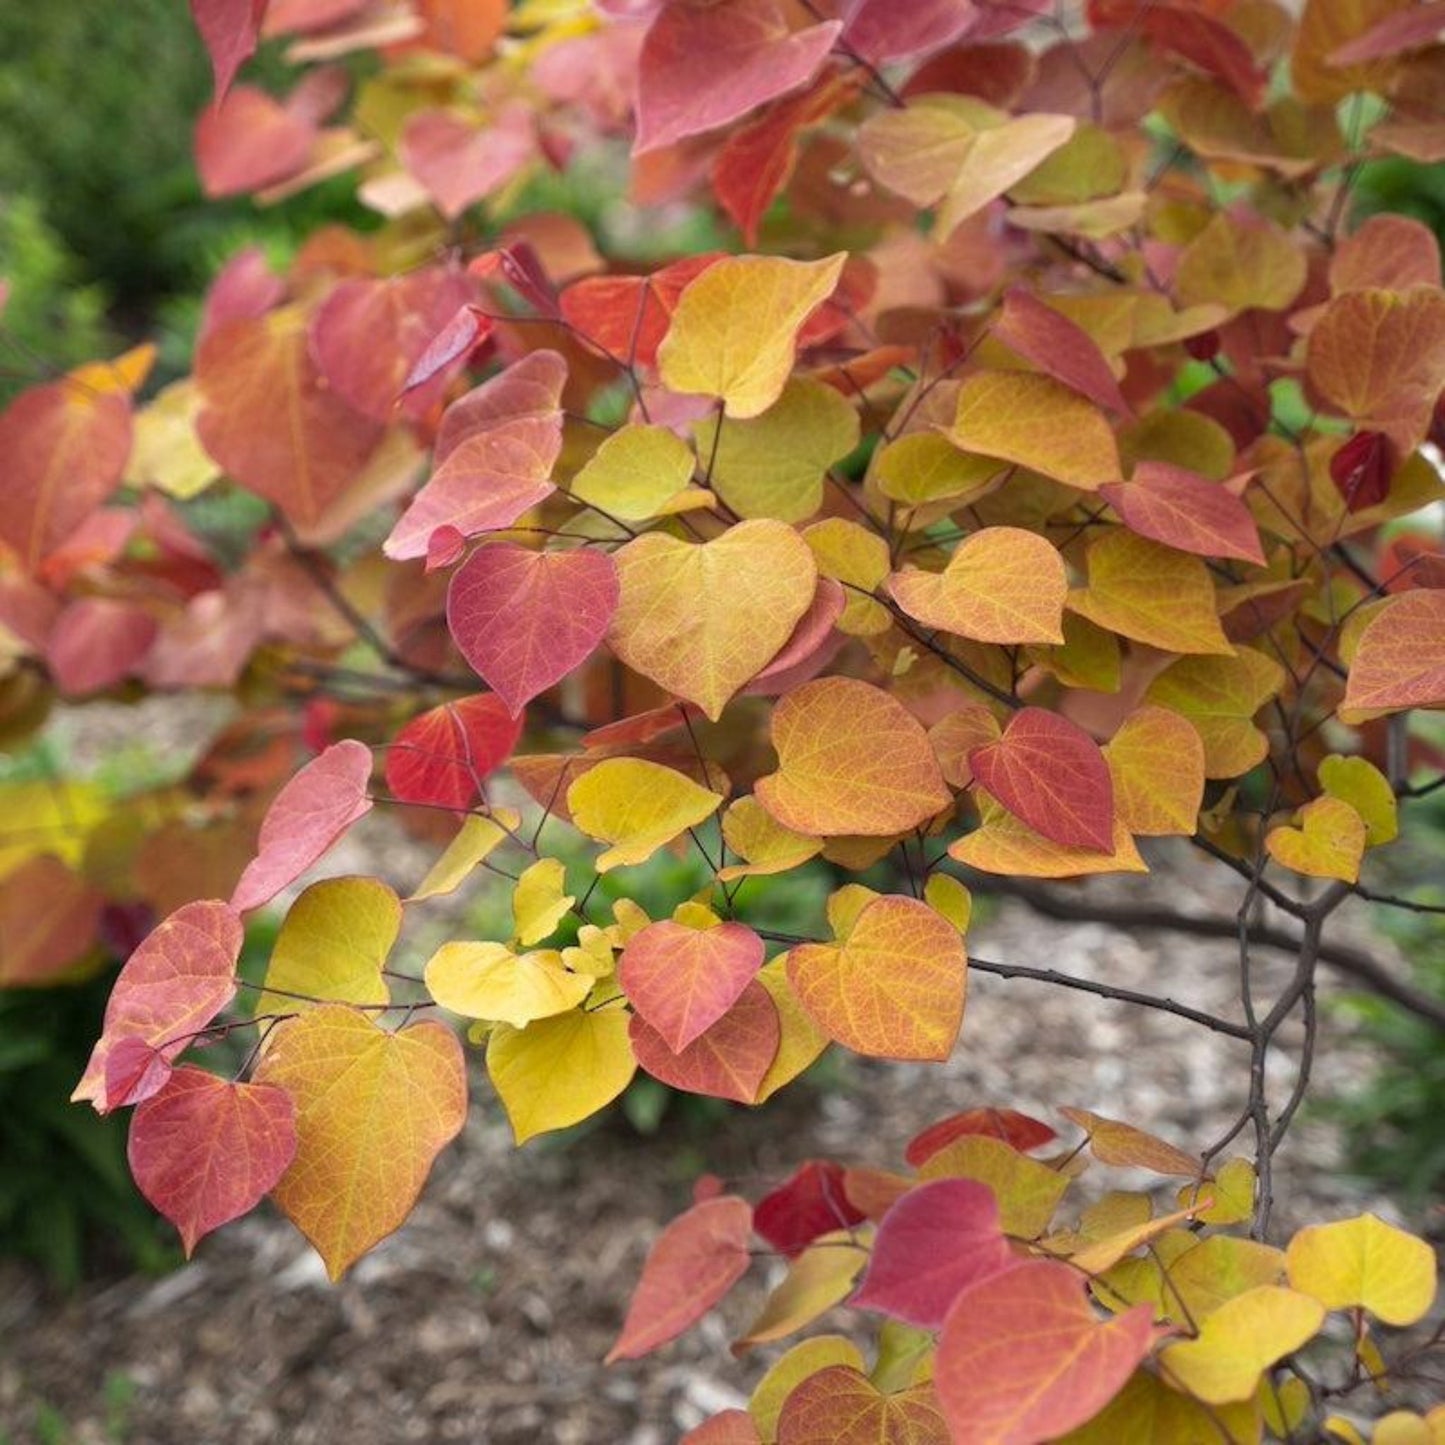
[751,1335,866,1441]
[918,1134,1071,1238]
[733,1229,869,1352]
[1318,755,1398,846]
[568,758,724,871]
[1265,796,1366,884]
[570,423,699,521]
[1285,1213,1437,1326]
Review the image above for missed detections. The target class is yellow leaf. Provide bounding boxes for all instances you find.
[1177,1157,1256,1227]
[0,780,107,876]
[1145,650,1285,778]
[1265,796,1367,884]
[512,857,575,945]
[1260,1375,1310,1440]
[888,526,1067,644]
[951,372,1120,490]
[1374,1413,1435,1445]
[1286,1213,1438,1326]
[487,1005,636,1143]
[719,796,823,882]
[1026,614,1122,693]
[254,1005,466,1280]
[1056,1368,1261,1444]
[255,877,398,1021]
[751,1335,866,1440]
[754,957,829,1104]
[568,758,724,871]
[1104,706,1206,837]
[1324,1419,1368,1445]
[803,517,892,636]
[569,422,698,521]
[561,924,616,979]
[424,941,590,1027]
[949,796,1147,879]
[70,342,156,395]
[659,252,847,418]
[826,884,881,941]
[756,677,952,837]
[125,380,221,500]
[936,111,1077,234]
[1175,212,1307,317]
[872,432,1004,510]
[1069,1200,1212,1277]
[609,519,818,718]
[1069,531,1234,656]
[919,1135,1071,1238]
[407,810,519,901]
[857,94,989,206]
[924,872,971,934]
[696,376,858,523]
[732,1229,868,1352]
[1159,1287,1325,1404]
[1160,1237,1287,1325]
[1318,755,1398,846]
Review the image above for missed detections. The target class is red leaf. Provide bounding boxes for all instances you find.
[230,740,374,913]
[0,380,132,576]
[606,1194,755,1362]
[384,352,567,560]
[447,544,619,715]
[842,0,979,65]
[681,1412,763,1445]
[47,599,158,697]
[129,1067,297,1254]
[969,708,1115,852]
[189,0,267,100]
[905,1109,1058,1168]
[194,85,315,198]
[1102,461,1265,564]
[73,900,244,1112]
[621,921,766,1054]
[1329,430,1394,512]
[629,981,780,1104]
[199,246,285,345]
[992,288,1131,417]
[104,1037,175,1113]
[745,578,846,696]
[852,1179,1015,1328]
[560,253,724,370]
[1143,6,1265,106]
[752,1160,866,1259]
[403,304,495,397]
[634,0,842,156]
[385,695,522,809]
[401,107,536,220]
[310,267,476,421]
[936,1259,1156,1442]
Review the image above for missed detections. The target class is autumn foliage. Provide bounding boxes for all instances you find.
[1,0,1443,1437]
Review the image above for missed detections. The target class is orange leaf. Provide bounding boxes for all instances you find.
[949,797,1147,880]
[253,1004,466,1280]
[1265,796,1367,883]
[1102,462,1265,565]
[0,855,104,988]
[776,1366,948,1444]
[606,1195,754,1362]
[888,527,1067,644]
[756,678,952,836]
[1060,1107,1202,1176]
[1104,705,1206,836]
[950,372,1120,490]
[608,520,818,720]
[969,708,1115,852]
[787,895,966,1061]
[1340,582,1445,722]
[936,1260,1155,1444]
[1145,649,1285,777]
[630,980,780,1103]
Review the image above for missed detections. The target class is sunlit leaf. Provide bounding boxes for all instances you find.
[1265,796,1366,883]
[1104,706,1206,837]
[774,1365,948,1444]
[424,941,590,1026]
[568,758,723,871]
[630,980,780,1103]
[1286,1213,1437,1326]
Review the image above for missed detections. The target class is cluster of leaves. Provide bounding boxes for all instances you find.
[0,0,1443,1435]
[613,1107,1442,1443]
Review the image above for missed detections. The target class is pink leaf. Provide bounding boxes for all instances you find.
[1101,461,1265,565]
[401,107,537,220]
[194,85,315,198]
[629,982,780,1105]
[842,0,978,65]
[606,1195,755,1362]
[47,599,158,697]
[199,247,285,345]
[128,1067,297,1254]
[753,1160,866,1258]
[73,900,243,1112]
[385,694,523,809]
[402,304,495,398]
[447,544,619,715]
[189,0,268,100]
[992,288,1131,417]
[852,1179,1016,1328]
[229,740,374,913]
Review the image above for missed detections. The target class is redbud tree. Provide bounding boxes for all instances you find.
[1,0,1443,1438]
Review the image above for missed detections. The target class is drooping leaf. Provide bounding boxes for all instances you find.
[888,527,1067,644]
[0,380,133,575]
[757,678,951,836]
[190,0,267,98]
[787,895,966,1062]
[1060,1108,1201,1177]
[1339,589,1445,721]
[195,309,382,529]
[775,1366,949,1445]
[73,900,243,1112]
[424,941,590,1027]
[385,695,522,809]
[905,1109,1057,1169]
[853,1179,1015,1329]
[1103,706,1206,837]
[992,287,1131,415]
[950,372,1120,489]
[733,1230,869,1352]
[621,919,766,1053]
[254,876,398,1020]
[1158,1286,1325,1404]
[1101,462,1265,565]
[753,1160,867,1259]
[935,1260,1156,1444]
[1264,796,1367,883]
[487,1005,636,1144]
[384,352,567,560]
[608,520,818,719]
[658,253,847,418]
[1285,1213,1437,1326]
[230,739,374,913]
[253,1005,466,1280]
[511,857,573,946]
[633,0,841,155]
[606,1195,755,1361]
[969,708,1115,853]
[754,958,831,1105]
[128,1067,296,1254]
[630,980,780,1103]
[407,811,518,902]
[567,758,724,871]
[949,797,1147,880]
[447,544,619,717]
